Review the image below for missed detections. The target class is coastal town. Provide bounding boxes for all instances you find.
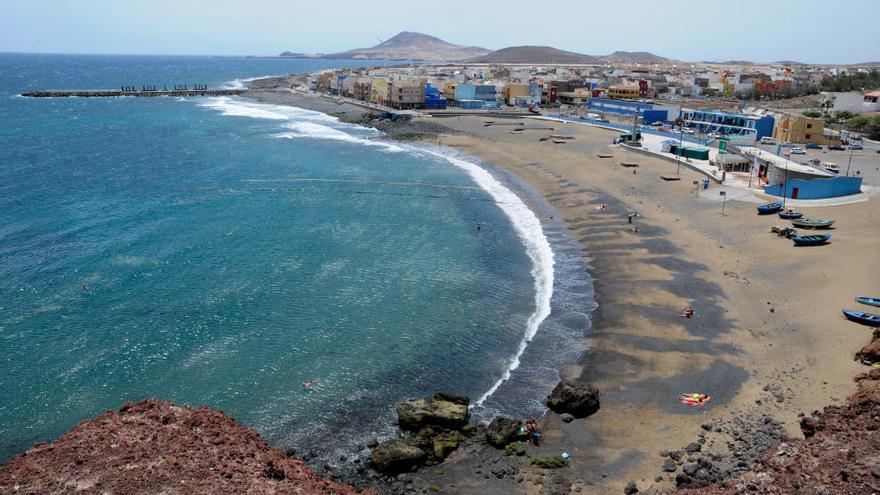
[269,58,880,204]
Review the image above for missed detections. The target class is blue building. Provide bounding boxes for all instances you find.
[680,109,774,139]
[586,97,678,124]
[453,84,497,109]
[424,83,447,109]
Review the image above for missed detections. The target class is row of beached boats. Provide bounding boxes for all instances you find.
[758,203,879,340]
[758,201,835,246]
[844,297,880,327]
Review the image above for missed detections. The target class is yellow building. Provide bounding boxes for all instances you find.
[370,80,390,106]
[442,82,456,101]
[503,84,530,104]
[772,114,825,144]
[607,85,640,100]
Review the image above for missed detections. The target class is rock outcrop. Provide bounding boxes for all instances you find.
[371,392,471,475]
[396,393,469,432]
[369,441,428,475]
[0,399,371,495]
[546,380,601,418]
[667,362,880,494]
[485,417,528,448]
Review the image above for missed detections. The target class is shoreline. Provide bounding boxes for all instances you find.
[238,84,878,493]
[405,116,877,493]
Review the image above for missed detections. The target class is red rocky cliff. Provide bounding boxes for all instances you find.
[0,398,373,495]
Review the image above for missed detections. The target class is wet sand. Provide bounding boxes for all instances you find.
[412,115,879,493]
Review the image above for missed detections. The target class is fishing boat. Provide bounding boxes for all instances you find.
[856,296,880,307]
[791,233,831,246]
[791,218,835,229]
[757,201,783,215]
[842,310,880,327]
[778,210,804,219]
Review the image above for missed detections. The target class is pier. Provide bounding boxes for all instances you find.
[21,88,247,98]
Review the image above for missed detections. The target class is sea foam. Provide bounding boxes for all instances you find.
[421,149,555,406]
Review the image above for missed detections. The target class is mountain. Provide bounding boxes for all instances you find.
[466,46,599,64]
[598,51,669,64]
[280,32,490,62]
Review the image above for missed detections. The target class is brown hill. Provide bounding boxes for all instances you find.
[598,51,670,64]
[467,45,599,64]
[0,398,373,495]
[282,31,490,62]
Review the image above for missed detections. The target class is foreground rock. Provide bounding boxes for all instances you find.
[371,392,471,476]
[546,380,601,418]
[396,392,469,432]
[0,398,371,495]
[485,417,529,448]
[369,441,428,475]
[666,378,880,494]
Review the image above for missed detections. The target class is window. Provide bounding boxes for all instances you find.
[806,134,811,139]
[807,124,812,129]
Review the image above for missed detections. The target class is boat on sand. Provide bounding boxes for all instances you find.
[792,218,835,229]
[757,201,783,215]
[842,310,880,327]
[791,234,831,246]
[856,296,880,308]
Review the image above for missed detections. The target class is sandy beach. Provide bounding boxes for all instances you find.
[240,85,879,493]
[404,115,878,493]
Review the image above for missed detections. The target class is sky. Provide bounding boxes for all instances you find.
[1,0,877,64]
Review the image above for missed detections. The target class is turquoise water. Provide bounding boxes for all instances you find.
[0,54,593,465]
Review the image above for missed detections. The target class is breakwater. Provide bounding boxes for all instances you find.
[21,88,247,98]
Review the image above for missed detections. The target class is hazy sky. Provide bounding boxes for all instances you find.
[1,0,877,64]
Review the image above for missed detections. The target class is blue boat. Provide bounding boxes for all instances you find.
[757,201,783,215]
[778,209,804,219]
[856,296,880,308]
[791,234,831,246]
[842,310,880,327]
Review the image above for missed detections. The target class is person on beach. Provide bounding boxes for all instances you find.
[629,226,638,234]
[627,213,634,224]
[679,306,695,318]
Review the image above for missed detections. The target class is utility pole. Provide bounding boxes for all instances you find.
[845,145,855,176]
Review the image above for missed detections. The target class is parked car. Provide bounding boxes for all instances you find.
[850,134,863,141]
[648,121,663,127]
[681,128,695,135]
[781,142,796,148]
[760,137,778,145]
[849,143,864,150]
[821,162,840,174]
[805,143,822,149]
[828,144,846,151]
[790,147,806,154]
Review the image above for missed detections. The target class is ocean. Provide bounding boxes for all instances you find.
[0,53,594,466]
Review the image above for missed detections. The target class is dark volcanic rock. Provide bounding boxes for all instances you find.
[396,396,468,432]
[485,417,527,448]
[666,384,880,494]
[0,399,370,495]
[546,380,600,418]
[370,440,427,475]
